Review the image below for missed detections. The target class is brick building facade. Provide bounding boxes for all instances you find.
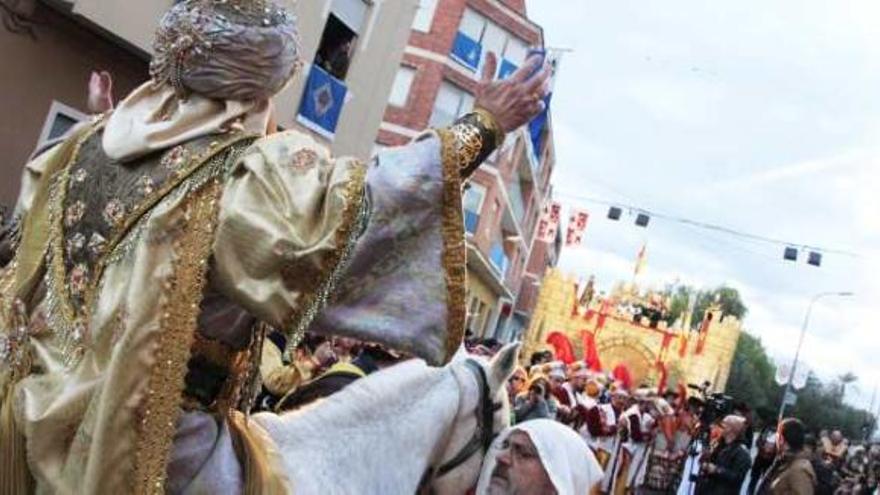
[377,0,560,342]
[0,0,416,206]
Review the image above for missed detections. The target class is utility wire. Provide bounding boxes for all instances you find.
[554,190,862,258]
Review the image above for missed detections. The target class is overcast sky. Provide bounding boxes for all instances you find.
[526,0,880,411]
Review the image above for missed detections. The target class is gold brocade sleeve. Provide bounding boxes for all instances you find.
[212,130,367,344]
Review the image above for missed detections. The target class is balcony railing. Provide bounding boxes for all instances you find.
[464,210,480,234]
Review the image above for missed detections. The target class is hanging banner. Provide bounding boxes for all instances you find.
[536,201,562,243]
[297,64,348,139]
[565,208,589,247]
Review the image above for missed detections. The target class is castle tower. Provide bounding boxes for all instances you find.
[523,268,742,392]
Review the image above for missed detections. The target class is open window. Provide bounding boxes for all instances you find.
[315,14,357,80]
[314,0,368,80]
[297,0,367,139]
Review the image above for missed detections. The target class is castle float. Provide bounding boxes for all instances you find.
[522,269,742,392]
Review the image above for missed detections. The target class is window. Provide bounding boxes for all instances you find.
[466,297,487,337]
[388,66,416,107]
[463,183,486,213]
[454,8,529,74]
[34,101,87,156]
[503,37,528,65]
[463,183,486,234]
[315,0,369,80]
[412,0,438,32]
[458,8,486,40]
[429,81,474,127]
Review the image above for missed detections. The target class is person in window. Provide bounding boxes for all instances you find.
[324,39,353,79]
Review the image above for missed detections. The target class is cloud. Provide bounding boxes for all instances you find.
[528,0,880,410]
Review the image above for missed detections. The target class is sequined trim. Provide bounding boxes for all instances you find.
[282,164,369,356]
[45,129,257,368]
[0,298,32,380]
[447,110,505,178]
[132,179,223,495]
[437,129,468,363]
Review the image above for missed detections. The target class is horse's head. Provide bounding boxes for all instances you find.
[424,342,520,495]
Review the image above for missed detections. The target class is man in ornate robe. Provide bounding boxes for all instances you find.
[603,391,655,494]
[599,390,630,492]
[0,1,551,493]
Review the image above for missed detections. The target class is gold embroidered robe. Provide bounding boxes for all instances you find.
[0,119,467,494]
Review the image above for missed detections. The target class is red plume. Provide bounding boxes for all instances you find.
[612,364,633,391]
[546,332,575,365]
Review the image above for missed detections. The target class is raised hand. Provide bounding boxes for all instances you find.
[87,71,114,114]
[473,51,552,133]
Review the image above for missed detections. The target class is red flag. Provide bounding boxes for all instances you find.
[634,242,647,277]
[695,312,713,355]
[656,362,668,394]
[678,332,689,358]
[564,209,589,247]
[656,332,674,365]
[537,201,562,243]
[582,331,602,371]
[546,331,575,365]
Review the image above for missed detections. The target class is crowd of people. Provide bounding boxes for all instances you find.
[750,425,880,495]
[477,343,878,495]
[215,323,880,495]
[0,0,873,492]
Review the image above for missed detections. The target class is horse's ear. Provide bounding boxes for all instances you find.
[489,342,520,388]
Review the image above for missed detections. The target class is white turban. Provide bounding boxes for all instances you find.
[150,0,301,101]
[103,0,302,161]
[475,419,603,495]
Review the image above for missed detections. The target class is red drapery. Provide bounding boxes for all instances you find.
[546,331,576,364]
[581,330,602,371]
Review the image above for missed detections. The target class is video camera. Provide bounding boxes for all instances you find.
[688,381,734,426]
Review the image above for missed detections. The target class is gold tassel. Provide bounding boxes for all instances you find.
[0,380,34,495]
[228,411,291,495]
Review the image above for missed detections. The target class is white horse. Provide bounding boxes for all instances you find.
[252,343,520,494]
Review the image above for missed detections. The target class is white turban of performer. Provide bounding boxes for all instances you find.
[476,419,603,495]
[103,0,303,161]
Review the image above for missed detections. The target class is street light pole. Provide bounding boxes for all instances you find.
[777,291,854,423]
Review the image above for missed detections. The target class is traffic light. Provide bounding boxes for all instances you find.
[783,247,798,261]
[607,207,622,220]
[635,213,650,227]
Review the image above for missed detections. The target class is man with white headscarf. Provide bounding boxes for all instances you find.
[0,0,552,493]
[476,419,604,495]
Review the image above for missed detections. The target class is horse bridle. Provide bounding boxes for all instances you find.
[424,359,503,487]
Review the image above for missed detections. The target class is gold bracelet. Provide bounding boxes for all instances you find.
[472,107,505,148]
[444,109,505,178]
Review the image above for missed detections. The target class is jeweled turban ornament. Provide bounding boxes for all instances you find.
[149,0,302,101]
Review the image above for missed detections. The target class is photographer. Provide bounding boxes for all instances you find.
[694,415,752,495]
[514,380,552,423]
